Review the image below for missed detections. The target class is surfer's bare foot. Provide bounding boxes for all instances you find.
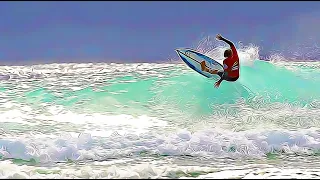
[200,61,207,71]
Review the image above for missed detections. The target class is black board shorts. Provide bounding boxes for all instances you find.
[217,71,239,82]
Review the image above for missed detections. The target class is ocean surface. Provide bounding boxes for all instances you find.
[0,42,320,178]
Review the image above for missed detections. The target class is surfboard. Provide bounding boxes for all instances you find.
[175,48,224,80]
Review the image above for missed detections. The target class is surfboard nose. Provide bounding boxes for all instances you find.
[175,49,187,55]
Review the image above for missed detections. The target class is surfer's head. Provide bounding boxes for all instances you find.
[224,49,232,58]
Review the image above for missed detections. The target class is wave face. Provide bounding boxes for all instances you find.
[0,41,320,178]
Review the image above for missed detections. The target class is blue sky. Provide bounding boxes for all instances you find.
[0,1,319,64]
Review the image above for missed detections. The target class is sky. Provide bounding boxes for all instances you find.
[0,1,319,64]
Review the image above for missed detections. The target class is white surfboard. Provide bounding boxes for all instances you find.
[176,48,224,80]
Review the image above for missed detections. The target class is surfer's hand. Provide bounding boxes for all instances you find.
[216,34,223,40]
[214,81,221,88]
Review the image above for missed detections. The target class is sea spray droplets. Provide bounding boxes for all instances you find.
[194,36,260,66]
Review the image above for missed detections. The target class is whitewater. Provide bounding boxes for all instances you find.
[0,38,320,178]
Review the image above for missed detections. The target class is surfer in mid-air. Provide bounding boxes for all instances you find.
[200,34,239,88]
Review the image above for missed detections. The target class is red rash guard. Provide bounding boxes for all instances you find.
[223,45,239,78]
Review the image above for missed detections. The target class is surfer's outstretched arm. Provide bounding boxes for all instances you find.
[216,34,234,47]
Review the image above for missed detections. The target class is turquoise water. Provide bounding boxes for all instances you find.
[6,60,320,113]
[5,60,319,118]
[0,57,320,178]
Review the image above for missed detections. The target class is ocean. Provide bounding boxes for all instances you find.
[0,41,320,178]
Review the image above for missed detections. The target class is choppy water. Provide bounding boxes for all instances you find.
[0,43,320,178]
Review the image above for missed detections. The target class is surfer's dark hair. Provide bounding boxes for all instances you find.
[224,49,232,57]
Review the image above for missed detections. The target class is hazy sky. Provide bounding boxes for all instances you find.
[0,1,319,64]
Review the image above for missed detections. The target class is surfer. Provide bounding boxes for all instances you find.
[200,34,239,88]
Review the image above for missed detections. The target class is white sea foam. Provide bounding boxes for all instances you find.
[0,50,319,178]
[0,118,320,164]
[194,36,260,67]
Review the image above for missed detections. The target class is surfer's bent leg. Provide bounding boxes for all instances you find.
[201,61,219,74]
[200,61,208,72]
